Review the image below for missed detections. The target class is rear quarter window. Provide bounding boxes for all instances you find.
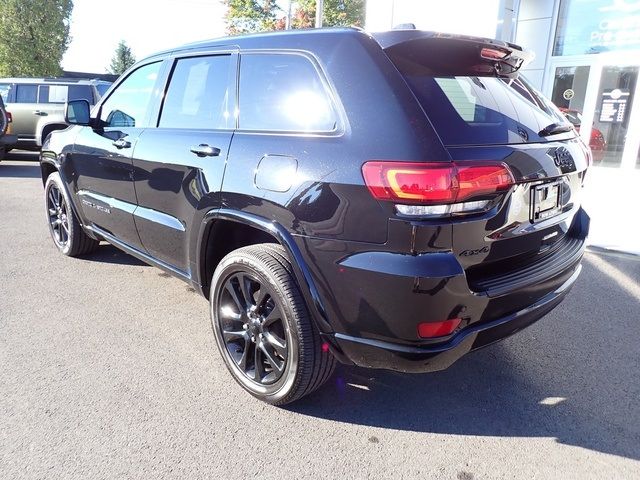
[238,53,338,133]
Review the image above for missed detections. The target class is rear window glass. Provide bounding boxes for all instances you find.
[402,74,570,146]
[384,38,571,146]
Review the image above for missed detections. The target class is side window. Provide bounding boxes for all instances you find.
[239,53,337,132]
[0,83,11,103]
[160,55,232,130]
[68,85,94,104]
[100,61,161,128]
[15,84,38,103]
[38,85,69,104]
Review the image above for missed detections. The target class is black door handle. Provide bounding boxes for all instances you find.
[190,144,220,157]
[112,138,131,149]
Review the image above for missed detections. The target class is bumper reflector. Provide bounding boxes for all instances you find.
[396,200,490,217]
[418,319,462,338]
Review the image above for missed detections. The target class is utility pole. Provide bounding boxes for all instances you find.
[315,0,323,28]
[285,0,293,30]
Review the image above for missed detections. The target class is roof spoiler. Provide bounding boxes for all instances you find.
[372,30,534,77]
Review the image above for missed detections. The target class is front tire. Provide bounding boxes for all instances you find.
[210,243,335,405]
[44,172,99,256]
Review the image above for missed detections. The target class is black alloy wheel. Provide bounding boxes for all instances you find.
[219,271,289,385]
[211,244,336,405]
[44,172,99,256]
[47,183,71,249]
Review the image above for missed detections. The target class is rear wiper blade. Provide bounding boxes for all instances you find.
[539,123,573,137]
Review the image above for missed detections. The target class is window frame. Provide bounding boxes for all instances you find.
[236,49,344,137]
[155,49,239,131]
[94,59,168,129]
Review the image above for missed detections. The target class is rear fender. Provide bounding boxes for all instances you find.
[196,209,335,337]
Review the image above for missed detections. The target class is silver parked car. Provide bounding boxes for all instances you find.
[0,77,111,151]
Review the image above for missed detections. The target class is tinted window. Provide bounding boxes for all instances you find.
[95,83,111,98]
[0,83,10,103]
[402,75,570,146]
[38,85,68,103]
[100,61,161,128]
[68,85,95,103]
[15,84,38,103]
[160,55,231,129]
[239,54,337,132]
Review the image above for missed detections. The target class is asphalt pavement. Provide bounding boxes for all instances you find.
[1,155,639,479]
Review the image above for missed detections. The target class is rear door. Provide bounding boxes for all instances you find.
[8,83,41,143]
[131,51,236,274]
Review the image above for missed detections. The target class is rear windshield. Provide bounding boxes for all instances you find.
[387,43,572,146]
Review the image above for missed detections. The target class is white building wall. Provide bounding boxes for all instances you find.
[365,0,502,39]
[514,0,558,89]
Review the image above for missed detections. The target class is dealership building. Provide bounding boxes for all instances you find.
[366,0,640,253]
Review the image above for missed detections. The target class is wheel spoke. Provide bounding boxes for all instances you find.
[255,288,270,312]
[48,190,58,209]
[260,342,284,372]
[253,342,265,381]
[263,332,287,359]
[239,274,255,307]
[222,329,246,342]
[219,304,242,321]
[238,337,251,371]
[225,281,246,311]
[262,304,282,327]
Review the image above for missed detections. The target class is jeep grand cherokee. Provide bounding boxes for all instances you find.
[40,28,590,405]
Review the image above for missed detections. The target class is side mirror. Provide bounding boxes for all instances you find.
[65,99,91,126]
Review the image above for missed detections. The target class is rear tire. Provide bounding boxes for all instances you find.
[210,243,335,405]
[44,172,99,256]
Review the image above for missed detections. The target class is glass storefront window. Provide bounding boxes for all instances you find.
[554,0,640,56]
[592,66,638,167]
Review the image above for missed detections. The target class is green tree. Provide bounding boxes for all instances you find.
[0,0,73,77]
[108,40,136,75]
[292,0,365,29]
[224,0,282,35]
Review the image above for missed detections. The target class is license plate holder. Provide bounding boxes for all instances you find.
[530,180,562,223]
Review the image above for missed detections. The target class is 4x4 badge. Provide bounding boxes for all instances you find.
[459,246,490,256]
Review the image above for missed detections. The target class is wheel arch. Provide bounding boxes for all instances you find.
[38,122,68,147]
[197,209,334,335]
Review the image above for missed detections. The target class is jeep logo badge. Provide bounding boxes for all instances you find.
[551,146,575,170]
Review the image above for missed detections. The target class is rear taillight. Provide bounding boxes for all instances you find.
[362,161,514,216]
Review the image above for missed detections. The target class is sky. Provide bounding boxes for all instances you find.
[63,0,503,74]
[62,0,228,73]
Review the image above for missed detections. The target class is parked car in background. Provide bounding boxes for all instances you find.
[0,95,17,161]
[0,77,111,152]
[559,107,606,162]
[40,28,590,405]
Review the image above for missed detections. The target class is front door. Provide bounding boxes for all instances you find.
[132,53,236,274]
[72,61,164,250]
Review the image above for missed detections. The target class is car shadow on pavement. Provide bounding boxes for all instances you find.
[87,244,149,267]
[0,160,41,178]
[289,254,640,461]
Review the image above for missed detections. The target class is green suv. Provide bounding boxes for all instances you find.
[0,77,111,152]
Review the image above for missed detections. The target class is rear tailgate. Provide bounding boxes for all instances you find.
[379,31,590,295]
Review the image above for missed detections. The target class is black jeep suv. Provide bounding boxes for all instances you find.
[40,28,590,405]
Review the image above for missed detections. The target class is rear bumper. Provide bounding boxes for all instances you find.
[328,263,581,373]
